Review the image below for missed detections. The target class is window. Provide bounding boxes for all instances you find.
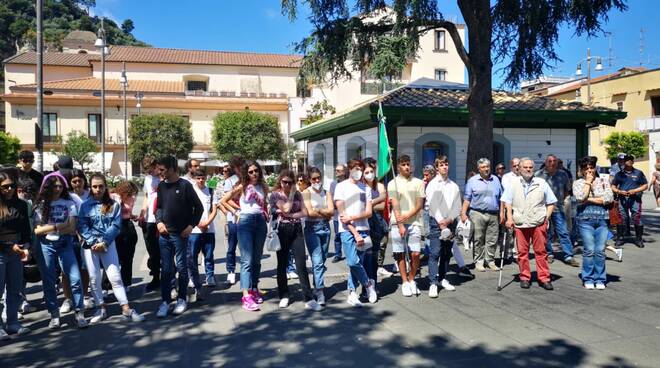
[434,69,447,81]
[422,141,447,167]
[180,115,190,123]
[88,114,102,143]
[434,30,446,51]
[493,141,505,167]
[186,80,207,92]
[42,113,57,142]
[346,136,366,160]
[651,96,660,116]
[616,101,624,111]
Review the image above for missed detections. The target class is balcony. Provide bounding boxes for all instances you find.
[360,81,405,95]
[184,90,288,99]
[636,116,660,132]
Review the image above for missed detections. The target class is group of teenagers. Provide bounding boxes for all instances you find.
[0,147,649,337]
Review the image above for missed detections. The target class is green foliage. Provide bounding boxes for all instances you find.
[304,99,336,125]
[128,114,195,161]
[0,0,149,79]
[212,111,284,161]
[63,130,97,171]
[0,131,22,165]
[604,132,648,160]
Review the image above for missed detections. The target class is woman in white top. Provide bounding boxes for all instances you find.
[221,160,268,312]
[302,167,334,305]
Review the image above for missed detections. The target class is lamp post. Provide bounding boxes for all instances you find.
[135,92,143,115]
[575,48,604,105]
[95,19,110,173]
[36,0,44,172]
[120,62,128,178]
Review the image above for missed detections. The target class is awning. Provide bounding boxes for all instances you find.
[200,159,227,167]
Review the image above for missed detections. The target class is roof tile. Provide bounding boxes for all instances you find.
[12,77,183,94]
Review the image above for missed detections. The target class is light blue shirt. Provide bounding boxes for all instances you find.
[501,177,558,205]
[463,174,502,212]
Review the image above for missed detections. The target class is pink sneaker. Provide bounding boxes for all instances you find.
[249,289,264,304]
[241,295,260,311]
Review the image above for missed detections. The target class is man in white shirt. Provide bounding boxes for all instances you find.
[187,169,219,293]
[425,156,462,297]
[499,157,520,262]
[138,156,163,292]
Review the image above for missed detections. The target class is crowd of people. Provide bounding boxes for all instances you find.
[0,148,653,338]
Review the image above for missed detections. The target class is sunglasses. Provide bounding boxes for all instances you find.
[0,183,15,190]
[310,176,321,182]
[248,169,259,175]
[281,180,293,185]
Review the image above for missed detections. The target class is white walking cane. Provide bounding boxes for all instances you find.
[497,229,507,292]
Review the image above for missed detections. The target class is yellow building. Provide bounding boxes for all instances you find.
[544,67,660,174]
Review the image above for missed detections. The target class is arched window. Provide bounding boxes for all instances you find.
[414,133,456,179]
[312,144,326,175]
[346,136,366,161]
[421,141,448,168]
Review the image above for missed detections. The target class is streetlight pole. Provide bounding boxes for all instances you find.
[135,92,143,115]
[35,0,44,172]
[575,48,603,105]
[120,62,128,178]
[95,19,108,173]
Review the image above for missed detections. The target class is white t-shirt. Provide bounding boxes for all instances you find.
[192,186,218,233]
[143,175,160,223]
[333,180,371,233]
[35,198,78,225]
[223,175,240,223]
[501,172,518,193]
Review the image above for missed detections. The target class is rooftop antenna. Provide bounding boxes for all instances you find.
[604,31,613,67]
[639,28,644,66]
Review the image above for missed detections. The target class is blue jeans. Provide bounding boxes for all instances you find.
[236,213,267,291]
[340,231,370,291]
[40,236,83,314]
[187,232,216,289]
[304,220,331,289]
[333,220,342,258]
[286,249,296,273]
[159,233,189,303]
[366,212,387,282]
[0,250,23,327]
[546,210,574,260]
[619,197,643,226]
[578,218,608,284]
[427,220,455,285]
[226,222,238,273]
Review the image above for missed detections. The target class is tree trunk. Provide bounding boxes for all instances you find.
[459,0,494,177]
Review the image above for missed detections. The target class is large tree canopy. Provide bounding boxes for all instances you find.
[282,0,626,173]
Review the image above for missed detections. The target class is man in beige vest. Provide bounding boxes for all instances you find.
[502,158,557,290]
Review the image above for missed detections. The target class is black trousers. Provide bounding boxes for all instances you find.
[143,222,161,279]
[116,219,138,286]
[276,222,313,301]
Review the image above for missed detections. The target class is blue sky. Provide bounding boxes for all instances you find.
[94,0,659,88]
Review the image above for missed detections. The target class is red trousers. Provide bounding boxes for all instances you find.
[514,223,551,283]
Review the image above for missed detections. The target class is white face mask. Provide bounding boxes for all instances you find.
[364,172,375,181]
[350,170,363,181]
[312,183,322,191]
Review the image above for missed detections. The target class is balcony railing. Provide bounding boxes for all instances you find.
[360,81,405,95]
[636,116,660,132]
[184,90,287,98]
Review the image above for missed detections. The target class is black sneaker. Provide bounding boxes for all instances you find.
[332,256,343,263]
[145,278,160,293]
[540,282,554,291]
[520,280,531,289]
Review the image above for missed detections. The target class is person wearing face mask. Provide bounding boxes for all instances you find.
[388,155,426,297]
[303,167,334,306]
[78,174,145,323]
[329,165,347,263]
[502,158,557,290]
[362,158,388,289]
[573,157,614,290]
[334,159,377,306]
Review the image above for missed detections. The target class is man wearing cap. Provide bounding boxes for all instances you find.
[611,154,648,248]
[503,157,557,290]
[609,153,626,179]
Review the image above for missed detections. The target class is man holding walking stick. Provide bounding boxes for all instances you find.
[388,155,425,297]
[502,158,557,290]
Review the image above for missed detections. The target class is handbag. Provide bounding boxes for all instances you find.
[265,218,281,252]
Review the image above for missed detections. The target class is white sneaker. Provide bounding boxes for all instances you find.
[20,301,36,314]
[401,282,413,297]
[172,299,187,315]
[304,300,323,311]
[377,267,393,276]
[441,279,456,291]
[595,283,606,290]
[287,272,299,279]
[346,291,362,307]
[59,299,73,314]
[90,308,107,324]
[170,288,178,301]
[654,207,660,212]
[156,302,170,318]
[614,248,623,262]
[429,284,439,298]
[188,278,195,288]
[279,297,290,308]
[475,261,486,272]
[584,282,595,290]
[0,329,9,341]
[315,289,326,306]
[49,316,61,329]
[367,281,377,304]
[410,281,421,295]
[83,297,95,310]
[123,309,145,322]
[226,273,236,285]
[74,311,88,329]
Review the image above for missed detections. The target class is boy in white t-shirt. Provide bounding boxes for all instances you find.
[137,157,162,292]
[187,169,219,294]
